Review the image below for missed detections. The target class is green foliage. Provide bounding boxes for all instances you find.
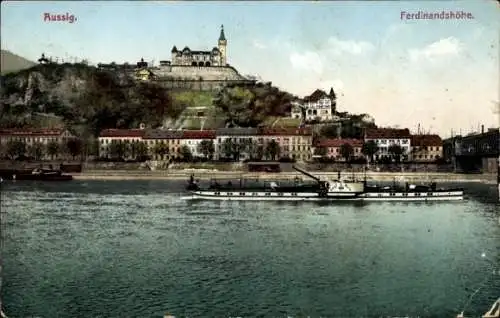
[1,64,184,135]
[29,142,45,160]
[388,144,404,163]
[340,143,354,162]
[179,145,192,161]
[6,140,26,159]
[362,140,378,162]
[81,74,183,135]
[66,138,83,159]
[130,141,148,159]
[222,139,240,160]
[214,83,295,127]
[109,141,127,159]
[197,139,215,159]
[83,138,99,157]
[153,142,169,160]
[320,125,340,138]
[46,141,60,159]
[265,140,281,161]
[171,91,215,108]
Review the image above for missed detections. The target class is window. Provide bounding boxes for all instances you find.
[278,193,284,196]
[252,193,258,196]
[239,192,246,196]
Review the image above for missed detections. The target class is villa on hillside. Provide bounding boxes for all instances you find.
[291,89,337,122]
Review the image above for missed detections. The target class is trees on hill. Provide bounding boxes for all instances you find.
[214,83,295,127]
[81,73,184,135]
[0,64,184,135]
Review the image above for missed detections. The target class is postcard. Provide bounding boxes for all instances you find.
[0,1,499,318]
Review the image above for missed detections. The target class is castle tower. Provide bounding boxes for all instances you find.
[218,24,227,66]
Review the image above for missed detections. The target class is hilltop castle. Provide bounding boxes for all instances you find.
[169,25,227,67]
[96,25,255,91]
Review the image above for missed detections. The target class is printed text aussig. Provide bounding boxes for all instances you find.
[43,13,77,23]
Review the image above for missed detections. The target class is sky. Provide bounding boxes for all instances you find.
[1,0,499,137]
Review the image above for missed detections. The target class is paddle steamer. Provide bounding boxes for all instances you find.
[185,165,464,202]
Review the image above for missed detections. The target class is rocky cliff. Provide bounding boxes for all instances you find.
[0,62,184,135]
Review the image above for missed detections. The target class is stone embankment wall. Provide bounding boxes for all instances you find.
[73,170,497,183]
[157,79,251,91]
[0,160,495,175]
[155,66,247,81]
[152,65,254,91]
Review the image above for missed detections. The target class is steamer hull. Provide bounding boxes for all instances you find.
[186,189,464,202]
[187,190,363,201]
[184,165,464,202]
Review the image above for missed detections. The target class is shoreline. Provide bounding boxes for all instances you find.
[71,170,497,184]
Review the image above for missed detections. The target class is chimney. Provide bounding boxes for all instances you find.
[481,125,484,134]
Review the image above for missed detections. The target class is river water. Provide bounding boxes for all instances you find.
[0,180,498,318]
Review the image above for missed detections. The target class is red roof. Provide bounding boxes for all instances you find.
[99,129,145,138]
[411,134,442,146]
[181,130,216,139]
[260,127,312,136]
[0,128,67,137]
[365,128,411,139]
[315,138,363,148]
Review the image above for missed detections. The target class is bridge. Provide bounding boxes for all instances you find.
[443,128,499,174]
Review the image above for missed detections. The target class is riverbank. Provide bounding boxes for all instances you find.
[72,170,497,184]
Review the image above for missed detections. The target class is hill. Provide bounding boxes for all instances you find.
[0,58,302,133]
[0,62,184,135]
[1,50,36,75]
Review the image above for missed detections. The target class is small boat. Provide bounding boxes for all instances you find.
[185,165,464,202]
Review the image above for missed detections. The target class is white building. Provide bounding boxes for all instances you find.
[0,128,73,146]
[0,128,74,159]
[98,129,146,158]
[214,128,260,160]
[364,128,411,161]
[180,130,216,158]
[290,89,336,122]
